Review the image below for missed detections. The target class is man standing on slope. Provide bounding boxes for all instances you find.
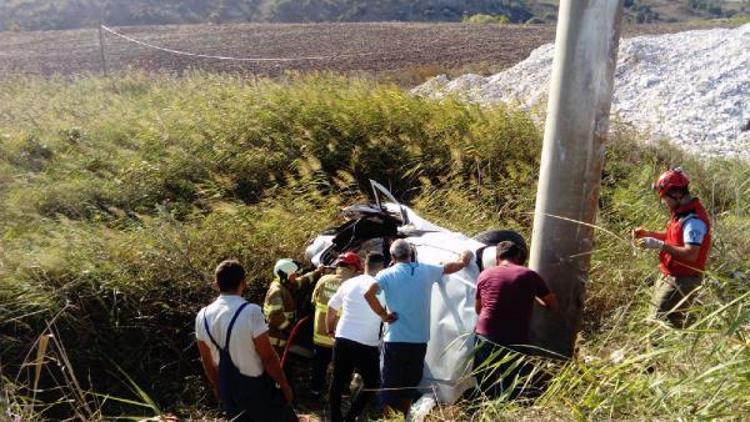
[364,239,473,417]
[474,240,558,398]
[326,252,386,422]
[310,251,361,398]
[196,259,297,422]
[634,168,712,328]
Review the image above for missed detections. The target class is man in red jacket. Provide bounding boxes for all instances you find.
[634,168,712,328]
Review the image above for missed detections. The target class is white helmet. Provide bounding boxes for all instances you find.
[274,258,300,280]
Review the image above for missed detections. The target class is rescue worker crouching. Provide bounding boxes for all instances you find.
[264,258,322,357]
[310,251,362,398]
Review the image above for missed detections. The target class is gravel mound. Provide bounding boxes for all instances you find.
[413,24,750,159]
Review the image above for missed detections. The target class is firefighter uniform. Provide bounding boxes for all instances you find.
[264,278,297,352]
[263,259,322,354]
[309,253,360,395]
[312,271,349,348]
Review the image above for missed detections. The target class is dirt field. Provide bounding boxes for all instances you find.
[0,21,737,83]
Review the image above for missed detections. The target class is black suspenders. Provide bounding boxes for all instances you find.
[203,302,251,353]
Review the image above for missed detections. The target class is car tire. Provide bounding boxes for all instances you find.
[473,230,528,271]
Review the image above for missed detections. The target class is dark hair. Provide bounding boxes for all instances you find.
[215,259,246,292]
[365,252,385,268]
[496,241,528,264]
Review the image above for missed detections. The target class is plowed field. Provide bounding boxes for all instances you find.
[0,22,735,81]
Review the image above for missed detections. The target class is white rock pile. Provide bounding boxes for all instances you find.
[413,24,750,159]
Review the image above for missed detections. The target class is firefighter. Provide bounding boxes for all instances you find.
[310,251,361,398]
[263,259,322,355]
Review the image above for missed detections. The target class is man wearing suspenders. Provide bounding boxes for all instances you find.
[196,259,297,421]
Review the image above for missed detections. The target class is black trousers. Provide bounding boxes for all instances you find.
[329,337,381,422]
[312,344,333,393]
[381,342,426,407]
[224,373,297,422]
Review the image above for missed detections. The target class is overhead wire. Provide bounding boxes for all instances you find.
[100,25,379,62]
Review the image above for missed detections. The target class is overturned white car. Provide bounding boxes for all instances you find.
[305,181,527,405]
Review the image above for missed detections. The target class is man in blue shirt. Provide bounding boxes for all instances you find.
[364,239,472,417]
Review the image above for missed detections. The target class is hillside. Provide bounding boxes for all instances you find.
[0,0,532,31]
[1,72,749,420]
[527,0,750,23]
[0,21,741,82]
[1,0,748,31]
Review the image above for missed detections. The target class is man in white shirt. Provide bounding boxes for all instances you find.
[326,252,386,422]
[195,259,296,422]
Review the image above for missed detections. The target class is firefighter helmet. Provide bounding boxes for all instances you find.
[653,168,690,197]
[274,258,300,281]
[334,251,362,272]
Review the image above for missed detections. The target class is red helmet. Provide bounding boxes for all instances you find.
[653,168,690,197]
[335,252,362,271]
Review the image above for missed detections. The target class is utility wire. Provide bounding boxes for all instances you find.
[100,25,379,62]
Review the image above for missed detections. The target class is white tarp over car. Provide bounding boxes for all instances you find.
[409,230,483,402]
[307,201,484,403]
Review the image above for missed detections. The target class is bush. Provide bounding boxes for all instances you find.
[463,13,511,25]
[0,72,542,417]
[1,73,748,419]
[0,0,534,31]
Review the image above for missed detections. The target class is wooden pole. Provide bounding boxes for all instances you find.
[98,3,109,78]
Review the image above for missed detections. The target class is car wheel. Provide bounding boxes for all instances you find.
[473,230,527,249]
[473,230,528,271]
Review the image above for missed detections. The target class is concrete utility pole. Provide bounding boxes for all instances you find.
[529,0,624,357]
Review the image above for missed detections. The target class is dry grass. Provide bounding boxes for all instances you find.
[0,72,748,420]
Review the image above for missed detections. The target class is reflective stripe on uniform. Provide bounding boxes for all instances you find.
[269,337,288,347]
[264,303,285,312]
[312,274,344,348]
[313,332,334,347]
[313,304,336,347]
[279,320,291,330]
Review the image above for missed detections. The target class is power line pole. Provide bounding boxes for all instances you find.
[98,3,109,77]
[529,0,624,357]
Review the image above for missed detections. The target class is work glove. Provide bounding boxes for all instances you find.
[636,237,664,250]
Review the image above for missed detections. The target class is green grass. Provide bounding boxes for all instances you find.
[0,72,748,420]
